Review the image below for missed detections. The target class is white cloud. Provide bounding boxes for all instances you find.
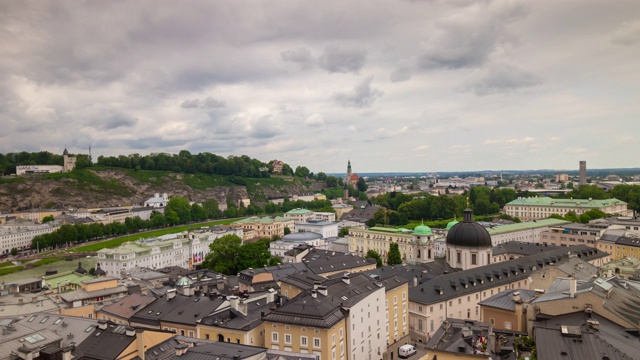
[305,113,325,127]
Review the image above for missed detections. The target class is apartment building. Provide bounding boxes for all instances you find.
[539,222,603,247]
[487,218,570,245]
[0,222,58,255]
[295,219,338,238]
[503,197,630,221]
[263,273,389,360]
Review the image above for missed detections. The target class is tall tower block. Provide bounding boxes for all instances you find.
[579,160,587,186]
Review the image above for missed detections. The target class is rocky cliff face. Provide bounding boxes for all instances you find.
[0,169,312,212]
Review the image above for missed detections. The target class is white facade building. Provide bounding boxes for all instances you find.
[270,232,325,258]
[295,219,339,238]
[97,227,243,278]
[0,223,59,255]
[16,165,64,175]
[144,193,169,208]
[487,218,571,245]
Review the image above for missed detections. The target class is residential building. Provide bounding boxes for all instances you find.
[271,159,284,173]
[233,216,295,239]
[97,233,191,278]
[16,164,64,175]
[197,289,277,345]
[58,277,130,318]
[270,232,325,259]
[129,289,226,337]
[487,218,570,245]
[263,273,388,360]
[279,271,326,299]
[302,249,376,277]
[0,222,58,255]
[478,289,536,332]
[238,263,310,293]
[97,293,156,324]
[73,320,174,360]
[503,197,630,221]
[539,222,602,247]
[556,173,569,182]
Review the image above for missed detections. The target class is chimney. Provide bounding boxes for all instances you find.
[62,344,74,360]
[267,288,276,304]
[586,319,600,331]
[311,290,317,298]
[317,286,328,296]
[136,329,146,360]
[607,269,613,278]
[98,320,108,330]
[313,281,322,290]
[167,289,177,300]
[229,296,239,310]
[413,276,418,287]
[570,277,577,298]
[175,344,188,356]
[217,279,225,291]
[237,299,248,316]
[342,274,351,285]
[512,291,522,303]
[125,326,136,337]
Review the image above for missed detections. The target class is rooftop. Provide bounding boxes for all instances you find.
[487,218,570,235]
[505,197,627,208]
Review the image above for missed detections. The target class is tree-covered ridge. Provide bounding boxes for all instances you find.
[0,151,92,175]
[97,151,275,178]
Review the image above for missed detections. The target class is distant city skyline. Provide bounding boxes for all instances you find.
[1,1,639,174]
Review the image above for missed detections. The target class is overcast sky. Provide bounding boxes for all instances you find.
[1,1,639,173]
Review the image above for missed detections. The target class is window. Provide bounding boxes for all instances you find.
[301,336,308,346]
[418,319,423,331]
[418,306,423,313]
[314,338,321,348]
[471,253,477,265]
[285,334,291,344]
[332,334,336,345]
[504,321,512,330]
[272,332,279,342]
[339,328,343,338]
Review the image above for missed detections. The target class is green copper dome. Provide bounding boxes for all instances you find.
[446,218,459,230]
[413,222,433,236]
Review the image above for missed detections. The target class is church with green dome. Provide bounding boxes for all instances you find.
[411,222,436,262]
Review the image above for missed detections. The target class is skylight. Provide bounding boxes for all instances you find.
[54,318,63,325]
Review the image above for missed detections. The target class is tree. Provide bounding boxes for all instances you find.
[10,247,18,256]
[202,235,243,275]
[294,166,310,178]
[339,227,350,237]
[166,197,192,224]
[387,243,402,265]
[237,239,280,271]
[366,249,383,268]
[284,226,291,235]
[356,178,368,192]
[42,215,55,223]
[326,176,339,188]
[202,199,222,219]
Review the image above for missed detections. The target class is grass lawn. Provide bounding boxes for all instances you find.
[31,257,62,267]
[0,266,24,276]
[0,261,15,268]
[74,218,240,252]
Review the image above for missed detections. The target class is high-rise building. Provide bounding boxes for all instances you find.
[579,160,587,185]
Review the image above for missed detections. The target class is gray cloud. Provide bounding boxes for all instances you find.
[460,63,540,96]
[318,46,367,73]
[65,106,138,131]
[281,47,314,69]
[181,96,225,109]
[611,21,640,45]
[418,2,529,70]
[333,75,383,107]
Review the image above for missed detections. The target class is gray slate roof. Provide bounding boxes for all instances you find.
[534,312,640,360]
[410,245,606,305]
[478,289,537,311]
[492,241,561,257]
[263,273,383,328]
[131,294,226,327]
[100,293,157,320]
[534,323,633,360]
[73,323,137,360]
[302,249,375,275]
